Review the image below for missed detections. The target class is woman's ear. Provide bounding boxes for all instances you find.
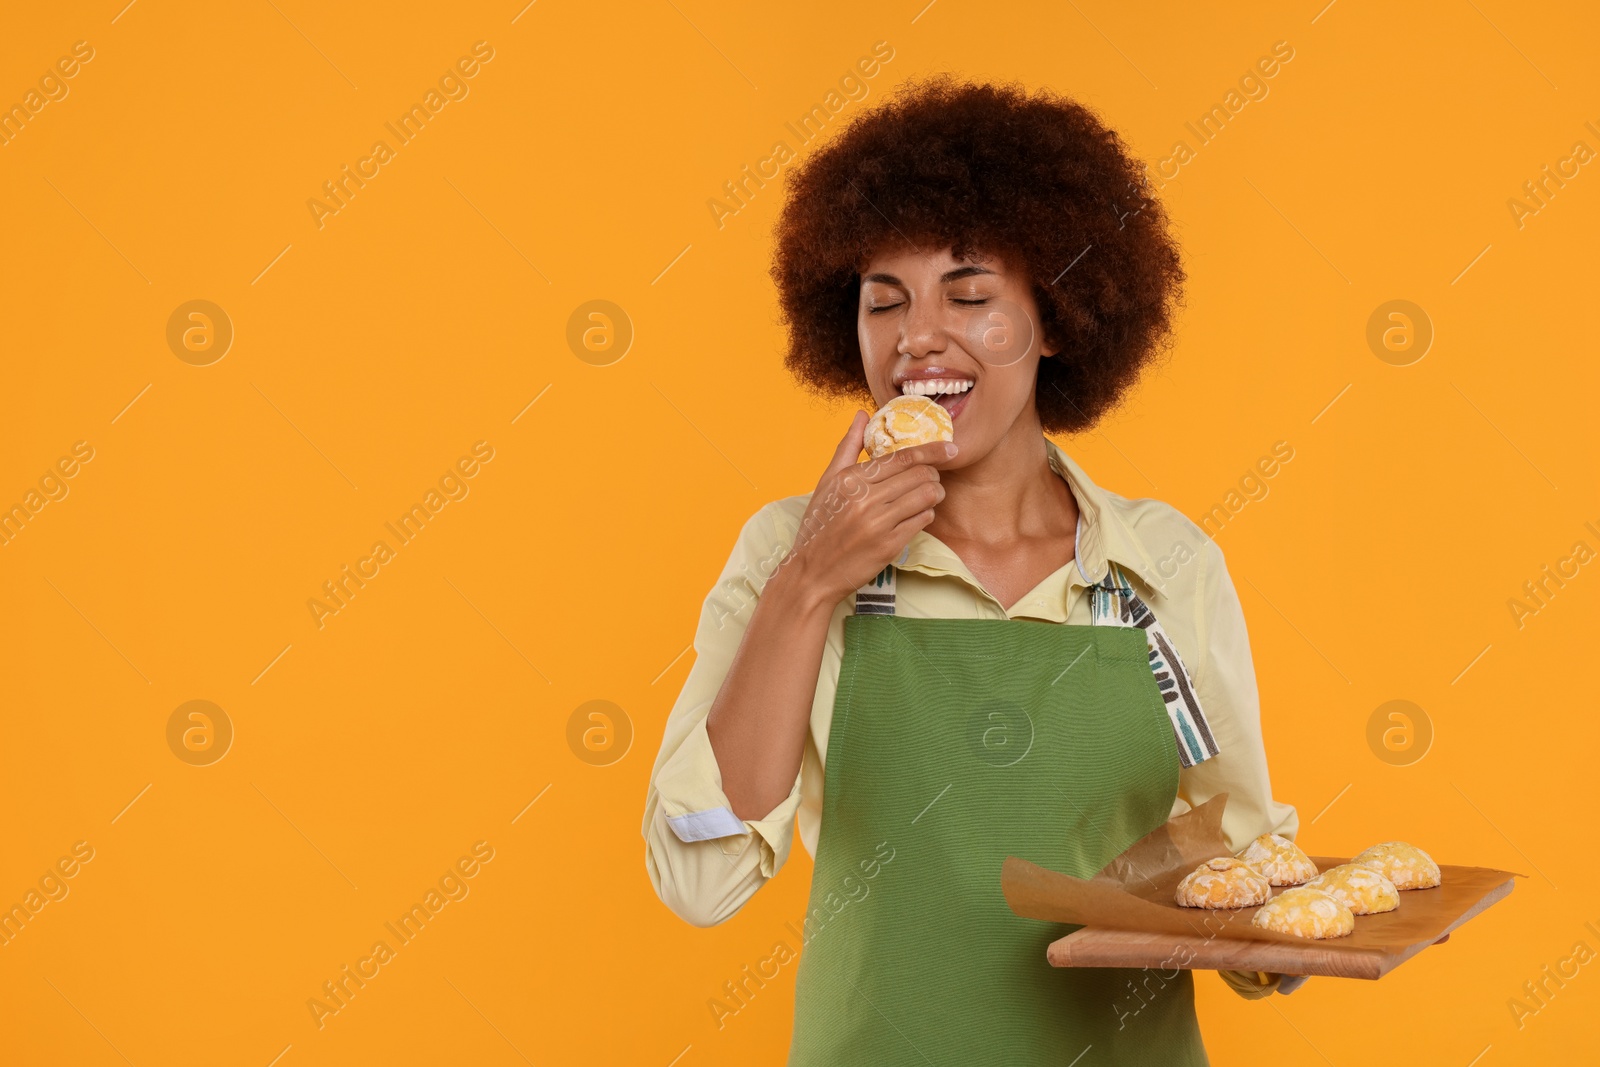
[1036,314,1064,360]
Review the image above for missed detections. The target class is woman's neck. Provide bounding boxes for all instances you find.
[925,411,1078,548]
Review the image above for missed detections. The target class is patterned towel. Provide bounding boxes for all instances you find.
[1090,563,1220,768]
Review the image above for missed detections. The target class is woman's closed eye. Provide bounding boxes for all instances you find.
[867,297,990,313]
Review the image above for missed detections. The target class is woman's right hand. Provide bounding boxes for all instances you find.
[779,410,958,607]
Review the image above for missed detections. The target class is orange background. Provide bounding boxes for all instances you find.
[2,1,1597,1063]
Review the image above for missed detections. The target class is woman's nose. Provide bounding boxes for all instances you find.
[899,297,948,359]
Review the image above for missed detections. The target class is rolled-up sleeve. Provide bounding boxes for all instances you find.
[642,502,805,928]
[1178,537,1299,856]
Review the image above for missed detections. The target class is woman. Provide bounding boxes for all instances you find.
[643,76,1302,1064]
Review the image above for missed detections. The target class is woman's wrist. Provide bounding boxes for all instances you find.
[762,553,843,620]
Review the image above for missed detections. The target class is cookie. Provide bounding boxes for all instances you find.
[1251,886,1355,939]
[864,394,954,459]
[1352,841,1441,890]
[1174,857,1272,909]
[1304,863,1400,915]
[1237,832,1319,886]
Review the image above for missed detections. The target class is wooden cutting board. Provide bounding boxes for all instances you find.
[1045,858,1519,979]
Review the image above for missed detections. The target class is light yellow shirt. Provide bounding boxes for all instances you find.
[643,436,1300,999]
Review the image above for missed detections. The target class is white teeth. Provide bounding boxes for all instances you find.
[899,378,974,397]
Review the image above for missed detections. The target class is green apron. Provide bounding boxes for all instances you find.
[786,565,1209,1065]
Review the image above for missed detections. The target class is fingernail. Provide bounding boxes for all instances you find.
[944,442,959,456]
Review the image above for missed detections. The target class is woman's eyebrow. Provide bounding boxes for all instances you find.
[861,265,998,285]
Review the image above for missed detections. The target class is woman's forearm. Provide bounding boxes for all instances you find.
[705,559,839,822]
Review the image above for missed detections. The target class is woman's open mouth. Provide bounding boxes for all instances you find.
[899,378,974,421]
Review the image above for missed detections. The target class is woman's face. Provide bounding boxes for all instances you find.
[857,244,1058,466]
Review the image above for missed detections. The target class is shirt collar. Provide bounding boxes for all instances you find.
[895,435,1171,601]
[1045,439,1171,600]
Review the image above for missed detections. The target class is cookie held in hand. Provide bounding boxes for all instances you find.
[1236,832,1319,886]
[1251,886,1356,939]
[864,395,954,459]
[1174,857,1272,909]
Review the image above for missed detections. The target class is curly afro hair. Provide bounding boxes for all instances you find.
[770,75,1186,434]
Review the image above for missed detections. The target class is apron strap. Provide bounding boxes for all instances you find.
[852,565,897,615]
[1091,563,1221,768]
